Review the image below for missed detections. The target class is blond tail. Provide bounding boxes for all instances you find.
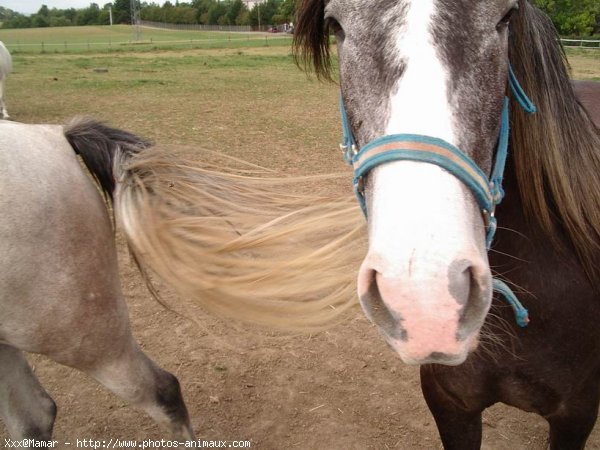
[114,146,367,330]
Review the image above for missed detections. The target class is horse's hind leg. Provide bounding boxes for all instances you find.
[33,277,194,439]
[73,338,194,440]
[0,344,56,441]
[0,79,8,119]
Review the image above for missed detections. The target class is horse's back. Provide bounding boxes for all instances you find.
[573,80,600,128]
[0,120,100,227]
[0,120,123,355]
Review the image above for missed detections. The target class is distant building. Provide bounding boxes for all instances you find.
[244,0,265,9]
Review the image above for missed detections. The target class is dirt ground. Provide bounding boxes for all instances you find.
[7,241,600,450]
[1,45,600,449]
[6,165,600,450]
[0,251,560,450]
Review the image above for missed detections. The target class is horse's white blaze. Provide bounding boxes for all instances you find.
[365,163,478,279]
[359,0,491,363]
[385,0,455,143]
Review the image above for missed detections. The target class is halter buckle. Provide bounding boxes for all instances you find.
[340,143,358,164]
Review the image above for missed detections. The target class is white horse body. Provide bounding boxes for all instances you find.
[0,42,12,119]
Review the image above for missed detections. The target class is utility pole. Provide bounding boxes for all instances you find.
[257,1,261,31]
[130,0,142,41]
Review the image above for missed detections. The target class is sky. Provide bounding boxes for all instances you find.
[2,1,102,15]
[0,1,165,15]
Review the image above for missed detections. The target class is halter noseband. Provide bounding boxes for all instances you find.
[340,65,536,327]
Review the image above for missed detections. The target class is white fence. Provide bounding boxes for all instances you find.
[140,20,293,33]
[139,20,255,32]
[5,34,292,53]
[561,38,600,49]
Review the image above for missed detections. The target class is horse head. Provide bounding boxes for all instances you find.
[295,0,522,365]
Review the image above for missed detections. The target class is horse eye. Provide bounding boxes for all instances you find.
[497,5,518,30]
[327,18,343,36]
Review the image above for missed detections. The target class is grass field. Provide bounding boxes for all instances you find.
[3,44,345,174]
[566,48,600,80]
[0,25,292,53]
[3,39,597,163]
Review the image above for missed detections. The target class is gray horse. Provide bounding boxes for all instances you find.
[0,119,194,443]
[0,42,11,119]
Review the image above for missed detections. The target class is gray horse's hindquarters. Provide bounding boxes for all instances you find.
[0,120,194,442]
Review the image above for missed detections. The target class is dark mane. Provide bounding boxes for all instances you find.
[509,1,600,283]
[292,0,332,79]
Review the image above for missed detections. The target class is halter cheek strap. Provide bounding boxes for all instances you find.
[339,64,535,327]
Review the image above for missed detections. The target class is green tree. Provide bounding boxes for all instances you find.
[534,0,600,36]
[189,0,216,23]
[37,4,50,17]
[32,14,50,27]
[49,15,72,26]
[1,14,32,28]
[165,6,197,23]
[141,5,163,21]
[226,0,245,25]
[98,9,110,24]
[207,1,227,24]
[0,6,18,21]
[248,0,280,27]
[111,0,132,23]
[75,3,101,25]
[63,8,78,23]
[277,0,294,22]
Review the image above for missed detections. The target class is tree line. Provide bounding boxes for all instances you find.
[1,0,599,36]
[0,0,295,29]
[1,3,112,28]
[533,0,600,36]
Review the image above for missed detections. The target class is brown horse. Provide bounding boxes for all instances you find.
[291,0,600,448]
[574,80,600,128]
[420,77,600,449]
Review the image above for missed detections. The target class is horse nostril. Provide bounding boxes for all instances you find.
[358,268,408,341]
[453,263,491,341]
[448,259,476,306]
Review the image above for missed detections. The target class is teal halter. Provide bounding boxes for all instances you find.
[340,65,536,327]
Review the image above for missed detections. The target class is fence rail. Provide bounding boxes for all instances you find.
[560,38,600,49]
[139,20,255,32]
[5,34,293,53]
[4,33,596,53]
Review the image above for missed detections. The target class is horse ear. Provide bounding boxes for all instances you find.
[293,0,332,80]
